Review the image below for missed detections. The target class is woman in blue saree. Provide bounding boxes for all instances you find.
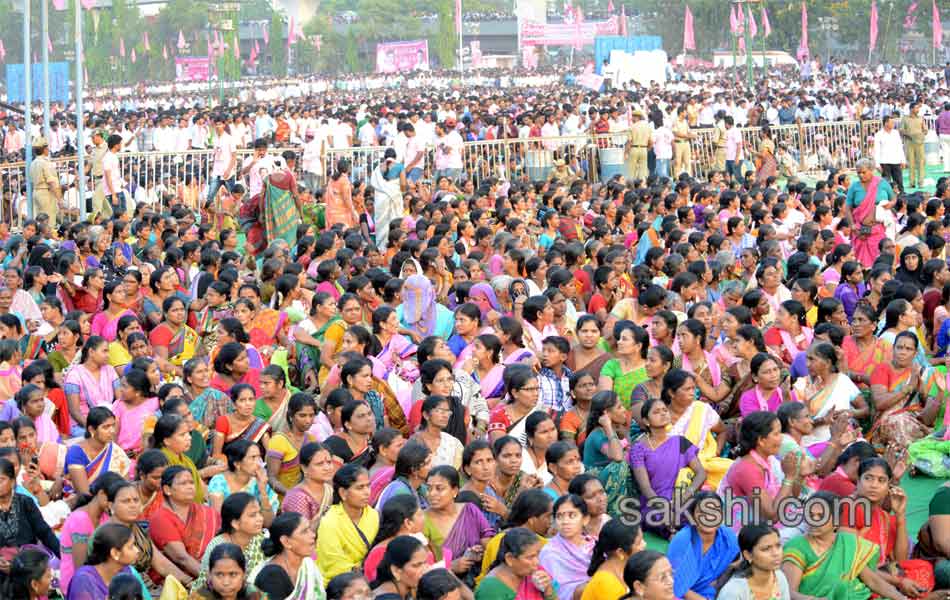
[667,491,739,600]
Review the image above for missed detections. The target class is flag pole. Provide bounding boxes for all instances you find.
[41,0,51,141]
[458,0,464,75]
[23,0,33,219]
[760,1,766,79]
[75,0,84,220]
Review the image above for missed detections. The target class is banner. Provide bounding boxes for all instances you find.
[519,16,619,47]
[375,40,429,73]
[175,56,211,81]
[6,62,71,103]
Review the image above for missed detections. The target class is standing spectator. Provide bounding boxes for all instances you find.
[874,115,907,193]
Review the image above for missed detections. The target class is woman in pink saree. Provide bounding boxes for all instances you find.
[844,158,896,269]
[324,159,358,230]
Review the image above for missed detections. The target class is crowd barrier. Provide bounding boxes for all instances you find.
[0,116,939,226]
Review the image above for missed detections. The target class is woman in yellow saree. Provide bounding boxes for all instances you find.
[664,369,732,489]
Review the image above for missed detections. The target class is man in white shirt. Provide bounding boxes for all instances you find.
[874,115,906,192]
[208,115,237,204]
[403,124,426,181]
[434,120,464,181]
[190,115,209,149]
[102,134,126,216]
[242,138,277,198]
[358,116,378,146]
[301,129,327,192]
[330,118,353,149]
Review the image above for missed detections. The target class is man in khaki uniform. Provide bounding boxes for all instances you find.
[672,107,695,177]
[29,136,62,224]
[89,129,110,217]
[899,102,927,189]
[712,111,727,171]
[625,109,651,181]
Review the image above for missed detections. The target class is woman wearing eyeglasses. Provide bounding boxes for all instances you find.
[411,395,464,470]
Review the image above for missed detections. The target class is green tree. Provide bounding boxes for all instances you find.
[269,12,286,76]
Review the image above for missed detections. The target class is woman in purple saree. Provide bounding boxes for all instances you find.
[423,465,495,585]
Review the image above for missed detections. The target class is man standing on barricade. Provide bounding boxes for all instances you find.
[28,136,61,225]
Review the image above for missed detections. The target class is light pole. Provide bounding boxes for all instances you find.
[817,16,838,61]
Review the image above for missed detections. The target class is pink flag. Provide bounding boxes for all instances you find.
[248,44,257,65]
[287,17,295,47]
[870,0,879,51]
[905,1,918,30]
[455,0,462,32]
[51,0,65,10]
[620,4,627,36]
[177,29,186,50]
[233,34,239,59]
[738,35,745,52]
[80,0,94,9]
[131,48,136,63]
[573,6,584,50]
[736,4,745,35]
[47,34,53,53]
[730,6,738,34]
[761,6,771,37]
[143,31,150,51]
[934,0,943,48]
[254,40,260,54]
[163,44,168,60]
[119,37,125,57]
[0,40,5,61]
[747,7,757,38]
[263,24,269,45]
[683,5,695,51]
[607,0,614,13]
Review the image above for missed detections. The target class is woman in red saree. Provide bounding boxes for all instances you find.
[844,159,896,269]
[324,160,358,230]
[839,457,930,598]
[148,464,220,581]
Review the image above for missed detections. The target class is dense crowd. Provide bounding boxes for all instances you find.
[1,58,950,600]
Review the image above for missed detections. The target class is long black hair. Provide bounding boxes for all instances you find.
[588,519,642,576]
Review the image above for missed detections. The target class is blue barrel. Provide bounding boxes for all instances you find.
[526,150,554,182]
[599,147,627,181]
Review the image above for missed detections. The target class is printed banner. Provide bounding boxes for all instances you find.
[175,56,211,82]
[375,40,430,73]
[519,16,618,47]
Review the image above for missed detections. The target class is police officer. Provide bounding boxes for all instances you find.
[89,128,109,217]
[29,136,62,224]
[712,110,728,172]
[899,102,927,189]
[626,109,652,181]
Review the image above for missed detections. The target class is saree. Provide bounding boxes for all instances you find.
[369,466,396,506]
[192,533,266,592]
[868,362,930,447]
[794,373,860,450]
[424,502,496,563]
[538,534,595,600]
[668,525,739,600]
[473,364,506,404]
[843,336,892,382]
[679,350,724,404]
[782,532,879,600]
[189,387,232,431]
[475,572,548,600]
[258,390,292,435]
[849,176,888,269]
[669,401,732,489]
[161,448,206,504]
[264,171,300,247]
[250,556,325,600]
[149,502,220,565]
[152,323,199,366]
[315,504,379,581]
[398,275,455,340]
[267,432,316,494]
[600,359,648,409]
[63,362,120,429]
[249,308,288,350]
[64,441,130,495]
[296,316,339,387]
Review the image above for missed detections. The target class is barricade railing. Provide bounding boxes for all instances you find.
[0,117,944,226]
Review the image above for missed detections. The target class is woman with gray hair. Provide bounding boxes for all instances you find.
[843,157,896,269]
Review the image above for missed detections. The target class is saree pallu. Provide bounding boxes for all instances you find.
[782,532,878,600]
[369,466,396,507]
[850,176,887,269]
[162,324,200,367]
[867,367,930,448]
[668,525,739,600]
[373,378,409,436]
[263,172,300,247]
[250,308,288,351]
[473,364,505,406]
[267,432,316,494]
[587,460,636,520]
[670,401,732,489]
[189,387,232,431]
[250,556,325,600]
[161,448,205,504]
[475,572,550,600]
[843,336,892,382]
[425,502,495,587]
[65,441,130,495]
[538,534,595,600]
[295,317,339,388]
[180,504,219,563]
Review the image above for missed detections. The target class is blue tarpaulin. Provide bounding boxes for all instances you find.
[6,62,71,104]
[595,36,662,74]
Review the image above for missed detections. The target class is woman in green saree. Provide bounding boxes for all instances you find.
[293,292,339,393]
[782,491,909,600]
